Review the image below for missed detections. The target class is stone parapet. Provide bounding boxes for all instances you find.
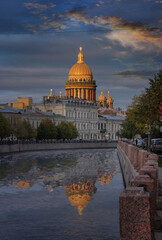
[0,141,117,154]
[118,141,160,239]
[131,175,157,229]
[120,187,152,240]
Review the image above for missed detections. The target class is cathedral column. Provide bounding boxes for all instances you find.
[90,89,92,101]
[81,88,84,100]
[68,90,71,99]
[74,88,77,99]
[66,89,68,97]
[94,89,96,101]
[71,88,74,98]
[78,88,80,98]
[86,88,89,101]
[92,89,94,102]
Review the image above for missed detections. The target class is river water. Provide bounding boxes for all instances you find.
[0,149,124,240]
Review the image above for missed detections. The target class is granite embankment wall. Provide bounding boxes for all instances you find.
[118,141,160,240]
[0,141,117,154]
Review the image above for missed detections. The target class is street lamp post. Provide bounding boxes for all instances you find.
[146,124,151,152]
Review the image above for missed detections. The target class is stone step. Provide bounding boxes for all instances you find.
[157,211,162,230]
[157,197,162,210]
[155,232,162,240]
[157,210,162,219]
[159,188,162,196]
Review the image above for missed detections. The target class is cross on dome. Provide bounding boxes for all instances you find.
[78,47,84,63]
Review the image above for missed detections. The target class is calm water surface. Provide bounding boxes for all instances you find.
[0,149,124,240]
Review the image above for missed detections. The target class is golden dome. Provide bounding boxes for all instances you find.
[106,91,113,103]
[48,89,54,99]
[69,47,93,81]
[97,90,106,101]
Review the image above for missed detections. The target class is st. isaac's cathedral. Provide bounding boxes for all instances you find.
[44,47,114,109]
[5,47,125,141]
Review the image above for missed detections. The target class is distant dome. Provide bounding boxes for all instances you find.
[106,91,113,104]
[97,90,106,101]
[69,47,93,81]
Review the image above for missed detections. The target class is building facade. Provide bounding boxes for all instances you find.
[8,97,32,110]
[98,115,124,140]
[32,101,100,140]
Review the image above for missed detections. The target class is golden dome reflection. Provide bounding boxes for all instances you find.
[9,180,31,190]
[65,180,96,216]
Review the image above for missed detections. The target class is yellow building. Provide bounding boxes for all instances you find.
[65,47,97,103]
[8,97,32,110]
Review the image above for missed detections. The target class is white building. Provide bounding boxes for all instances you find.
[32,100,100,140]
[98,115,124,140]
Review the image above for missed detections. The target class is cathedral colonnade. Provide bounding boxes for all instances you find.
[65,88,96,101]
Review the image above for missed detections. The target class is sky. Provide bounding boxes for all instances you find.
[0,0,162,109]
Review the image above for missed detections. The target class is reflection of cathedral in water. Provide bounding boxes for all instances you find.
[0,150,119,215]
[65,179,97,215]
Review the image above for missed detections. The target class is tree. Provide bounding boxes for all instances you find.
[120,71,162,143]
[118,118,138,140]
[0,113,12,139]
[37,119,57,140]
[57,121,78,140]
[13,118,28,139]
[23,120,37,139]
[68,122,78,139]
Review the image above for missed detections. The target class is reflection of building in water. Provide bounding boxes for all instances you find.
[97,169,119,186]
[9,179,32,190]
[65,179,96,215]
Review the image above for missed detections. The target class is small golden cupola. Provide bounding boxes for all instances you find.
[48,89,54,99]
[106,91,113,109]
[97,90,106,108]
[97,90,114,109]
[65,47,97,103]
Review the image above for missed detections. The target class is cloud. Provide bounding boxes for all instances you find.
[24,2,67,32]
[103,46,112,49]
[66,10,94,25]
[0,66,66,91]
[93,37,104,41]
[114,70,155,78]
[24,2,56,11]
[101,17,162,53]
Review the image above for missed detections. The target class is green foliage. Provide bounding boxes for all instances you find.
[119,118,138,139]
[13,118,28,139]
[12,117,37,139]
[57,121,78,140]
[121,71,162,139]
[23,120,37,139]
[0,113,12,139]
[37,119,57,140]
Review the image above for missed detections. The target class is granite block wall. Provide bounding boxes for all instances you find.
[118,141,160,240]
